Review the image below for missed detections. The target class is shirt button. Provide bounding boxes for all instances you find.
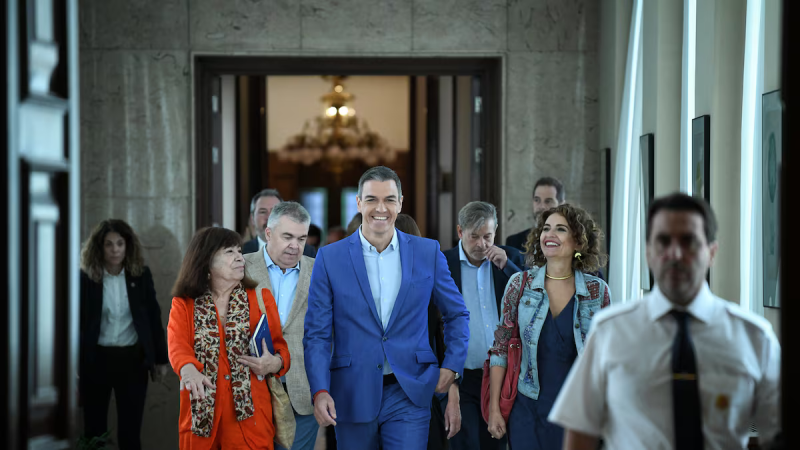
[574,323,580,329]
[377,364,383,370]
[224,375,230,380]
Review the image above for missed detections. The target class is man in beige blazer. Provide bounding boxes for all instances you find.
[244,201,318,450]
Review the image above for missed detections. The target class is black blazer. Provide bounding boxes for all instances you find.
[79,266,168,376]
[505,228,531,253]
[242,237,316,258]
[428,245,523,366]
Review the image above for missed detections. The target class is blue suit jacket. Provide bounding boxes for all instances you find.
[303,230,470,423]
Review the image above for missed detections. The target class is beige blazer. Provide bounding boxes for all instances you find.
[244,250,316,415]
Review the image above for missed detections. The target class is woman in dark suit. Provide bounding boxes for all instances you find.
[79,219,169,450]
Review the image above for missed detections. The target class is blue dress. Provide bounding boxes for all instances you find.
[509,297,578,450]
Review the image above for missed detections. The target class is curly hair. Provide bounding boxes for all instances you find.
[80,219,145,282]
[523,204,607,273]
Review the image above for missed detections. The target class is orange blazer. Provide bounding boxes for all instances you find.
[168,288,290,450]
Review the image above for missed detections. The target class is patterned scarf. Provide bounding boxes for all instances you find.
[191,284,254,437]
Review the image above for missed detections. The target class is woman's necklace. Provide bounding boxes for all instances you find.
[545,272,574,280]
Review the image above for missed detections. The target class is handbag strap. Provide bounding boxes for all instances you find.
[510,271,529,339]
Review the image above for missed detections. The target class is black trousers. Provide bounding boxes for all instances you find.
[448,369,507,450]
[82,344,149,450]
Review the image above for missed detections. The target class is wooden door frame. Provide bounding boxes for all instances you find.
[193,56,503,235]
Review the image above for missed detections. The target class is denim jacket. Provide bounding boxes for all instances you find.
[488,264,611,400]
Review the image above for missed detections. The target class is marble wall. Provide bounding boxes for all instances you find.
[79,0,599,447]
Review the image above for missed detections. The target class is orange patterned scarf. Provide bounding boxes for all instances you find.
[191,284,254,437]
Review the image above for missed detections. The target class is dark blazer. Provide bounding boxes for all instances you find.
[242,237,316,258]
[79,266,168,378]
[505,228,531,253]
[443,245,524,316]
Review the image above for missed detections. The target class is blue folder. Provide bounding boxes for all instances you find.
[249,313,274,357]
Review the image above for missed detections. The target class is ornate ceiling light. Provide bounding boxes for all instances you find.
[277,76,396,176]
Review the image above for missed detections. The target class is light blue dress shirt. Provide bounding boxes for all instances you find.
[262,247,300,328]
[359,227,402,374]
[458,240,498,370]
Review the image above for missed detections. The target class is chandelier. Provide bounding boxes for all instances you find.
[277,76,396,176]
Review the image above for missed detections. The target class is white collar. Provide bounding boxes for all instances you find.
[358,226,399,253]
[647,282,717,324]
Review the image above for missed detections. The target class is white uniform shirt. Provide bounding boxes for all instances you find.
[548,283,780,449]
[97,268,139,347]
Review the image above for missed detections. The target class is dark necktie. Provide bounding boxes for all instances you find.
[670,310,704,449]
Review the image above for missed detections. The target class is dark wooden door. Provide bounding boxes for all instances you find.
[3,0,81,448]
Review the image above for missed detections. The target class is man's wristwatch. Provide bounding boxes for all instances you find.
[451,369,461,381]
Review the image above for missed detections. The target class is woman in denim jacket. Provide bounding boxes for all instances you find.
[486,204,611,450]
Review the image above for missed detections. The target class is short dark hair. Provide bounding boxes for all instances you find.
[358,166,402,199]
[250,189,283,215]
[533,177,566,203]
[308,224,322,239]
[395,213,422,237]
[171,227,257,299]
[646,193,718,243]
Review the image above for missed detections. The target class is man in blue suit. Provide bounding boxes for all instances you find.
[304,166,470,449]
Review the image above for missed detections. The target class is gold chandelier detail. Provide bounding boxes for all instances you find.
[277,76,396,175]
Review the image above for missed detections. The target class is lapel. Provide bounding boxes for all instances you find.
[445,247,462,292]
[123,270,138,315]
[384,231,412,332]
[245,250,273,316]
[91,274,104,321]
[283,256,313,329]
[491,264,506,319]
[349,232,382,327]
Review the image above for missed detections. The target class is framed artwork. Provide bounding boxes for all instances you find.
[762,90,782,308]
[640,134,654,290]
[692,115,711,203]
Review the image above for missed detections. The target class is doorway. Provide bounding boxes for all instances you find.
[194,57,502,247]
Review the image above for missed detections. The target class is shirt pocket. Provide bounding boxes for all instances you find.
[700,371,755,439]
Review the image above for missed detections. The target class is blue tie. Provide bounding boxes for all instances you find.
[670,310,704,449]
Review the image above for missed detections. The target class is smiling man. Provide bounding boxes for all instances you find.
[244,201,319,450]
[549,193,781,450]
[303,166,470,450]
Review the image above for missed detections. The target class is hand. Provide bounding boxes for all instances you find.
[313,392,338,427]
[444,383,461,439]
[179,364,214,400]
[150,364,169,383]
[485,246,508,270]
[487,409,506,440]
[238,339,283,377]
[435,368,456,394]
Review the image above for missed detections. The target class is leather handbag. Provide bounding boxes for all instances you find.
[255,290,296,448]
[480,271,528,423]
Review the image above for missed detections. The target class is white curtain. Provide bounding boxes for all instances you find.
[609,0,645,304]
[740,0,765,314]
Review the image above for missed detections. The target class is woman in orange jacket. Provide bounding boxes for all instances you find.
[168,227,290,449]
